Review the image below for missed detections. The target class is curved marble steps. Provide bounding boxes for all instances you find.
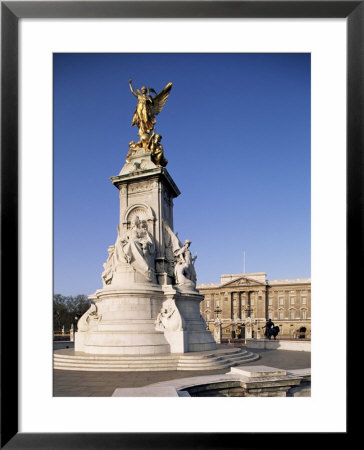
[54,348,259,372]
[177,351,259,370]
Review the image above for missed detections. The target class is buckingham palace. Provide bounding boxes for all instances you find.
[198,272,311,340]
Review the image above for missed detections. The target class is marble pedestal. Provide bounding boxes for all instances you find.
[159,286,217,353]
[75,283,170,355]
[75,285,216,355]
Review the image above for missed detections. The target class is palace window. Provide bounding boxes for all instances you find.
[268,298,273,305]
[290,311,295,320]
[207,313,210,320]
[301,297,307,304]
[301,311,306,319]
[206,300,210,307]
[290,297,295,305]
[279,312,284,320]
[216,300,220,307]
[279,297,284,305]
[251,298,254,306]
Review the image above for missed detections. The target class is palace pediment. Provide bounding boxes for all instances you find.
[220,276,266,288]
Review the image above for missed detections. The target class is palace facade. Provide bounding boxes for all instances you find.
[198,272,311,339]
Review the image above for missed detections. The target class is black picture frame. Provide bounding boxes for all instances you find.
[1,1,356,448]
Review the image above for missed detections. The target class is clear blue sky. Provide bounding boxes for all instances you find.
[54,53,310,296]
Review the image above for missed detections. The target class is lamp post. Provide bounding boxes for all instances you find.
[214,306,222,319]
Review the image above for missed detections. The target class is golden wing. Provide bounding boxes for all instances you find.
[151,82,173,115]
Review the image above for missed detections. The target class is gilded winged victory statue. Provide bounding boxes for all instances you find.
[127,79,172,167]
[129,79,172,136]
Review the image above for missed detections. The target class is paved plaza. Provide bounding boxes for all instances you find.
[53,342,310,397]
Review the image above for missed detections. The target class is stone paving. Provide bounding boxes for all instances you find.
[53,342,310,397]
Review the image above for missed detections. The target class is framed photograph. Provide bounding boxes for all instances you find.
[2,0,358,447]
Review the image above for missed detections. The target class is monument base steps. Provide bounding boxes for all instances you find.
[54,347,259,372]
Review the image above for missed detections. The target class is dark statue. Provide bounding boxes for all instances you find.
[263,318,280,340]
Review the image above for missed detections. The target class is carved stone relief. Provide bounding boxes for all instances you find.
[155,298,184,332]
[128,180,155,194]
[127,207,149,224]
[77,303,102,332]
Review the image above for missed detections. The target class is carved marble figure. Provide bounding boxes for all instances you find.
[101,245,116,286]
[162,221,197,288]
[77,303,102,332]
[174,240,197,287]
[155,298,183,332]
[121,215,156,281]
[101,227,127,286]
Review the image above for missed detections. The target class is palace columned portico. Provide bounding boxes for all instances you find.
[198,273,311,340]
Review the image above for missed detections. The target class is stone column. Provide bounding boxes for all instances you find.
[222,292,228,319]
[241,291,246,319]
[238,291,242,319]
[230,292,234,320]
[257,288,267,318]
[247,292,251,317]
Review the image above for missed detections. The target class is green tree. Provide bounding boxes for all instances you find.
[53,294,90,332]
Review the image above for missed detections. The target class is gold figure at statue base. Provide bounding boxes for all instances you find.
[148,133,168,167]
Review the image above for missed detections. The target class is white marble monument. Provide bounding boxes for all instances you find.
[75,80,216,355]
